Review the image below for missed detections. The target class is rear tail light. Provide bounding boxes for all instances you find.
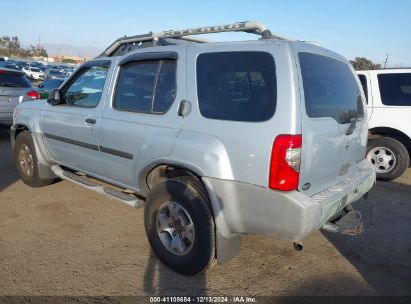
[26,90,40,100]
[269,134,302,191]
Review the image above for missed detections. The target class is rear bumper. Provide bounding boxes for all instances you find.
[203,159,375,242]
[0,112,13,126]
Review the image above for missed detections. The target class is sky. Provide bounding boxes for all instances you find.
[2,0,411,67]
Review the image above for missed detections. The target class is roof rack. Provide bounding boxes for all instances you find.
[99,21,290,57]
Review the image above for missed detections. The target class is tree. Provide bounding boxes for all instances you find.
[350,57,381,70]
[0,36,48,59]
[61,58,77,64]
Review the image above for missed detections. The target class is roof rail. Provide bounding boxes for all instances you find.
[99,21,290,57]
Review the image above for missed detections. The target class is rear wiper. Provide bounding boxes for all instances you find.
[346,116,359,135]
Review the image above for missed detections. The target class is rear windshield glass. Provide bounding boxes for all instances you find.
[197,52,277,122]
[299,53,364,124]
[31,68,40,72]
[0,73,31,88]
[358,74,368,104]
[378,73,411,106]
[43,79,64,89]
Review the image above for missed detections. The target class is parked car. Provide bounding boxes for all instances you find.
[45,69,66,79]
[357,69,411,180]
[0,68,39,126]
[22,66,45,80]
[37,78,65,99]
[11,22,375,275]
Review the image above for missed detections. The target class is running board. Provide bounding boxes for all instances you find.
[51,165,144,208]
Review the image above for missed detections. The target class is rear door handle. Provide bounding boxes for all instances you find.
[85,118,96,124]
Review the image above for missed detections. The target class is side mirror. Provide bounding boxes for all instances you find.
[38,83,44,88]
[47,89,61,106]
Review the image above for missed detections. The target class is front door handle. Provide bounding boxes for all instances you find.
[85,118,96,124]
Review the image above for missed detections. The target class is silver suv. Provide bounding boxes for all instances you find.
[11,22,375,275]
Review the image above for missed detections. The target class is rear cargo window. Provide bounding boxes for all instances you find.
[299,53,364,124]
[378,73,411,106]
[0,73,31,88]
[197,52,276,122]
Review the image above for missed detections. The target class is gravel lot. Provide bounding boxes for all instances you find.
[0,128,410,297]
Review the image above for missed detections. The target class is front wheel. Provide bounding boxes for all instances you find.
[14,131,53,187]
[367,137,410,181]
[144,176,215,275]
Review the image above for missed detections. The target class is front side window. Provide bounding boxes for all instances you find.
[378,73,411,106]
[197,52,277,122]
[114,59,176,114]
[61,65,108,108]
[299,53,364,124]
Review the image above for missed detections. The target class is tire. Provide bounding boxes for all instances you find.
[14,131,53,187]
[367,137,410,181]
[144,176,215,275]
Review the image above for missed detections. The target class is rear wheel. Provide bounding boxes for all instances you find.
[14,131,53,187]
[144,176,215,275]
[367,137,409,181]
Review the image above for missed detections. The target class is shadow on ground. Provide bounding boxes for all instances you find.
[323,180,411,295]
[0,127,18,193]
[143,251,208,296]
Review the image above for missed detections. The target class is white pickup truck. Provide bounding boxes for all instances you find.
[357,69,411,180]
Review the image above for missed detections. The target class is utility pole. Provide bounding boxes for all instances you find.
[384,54,388,69]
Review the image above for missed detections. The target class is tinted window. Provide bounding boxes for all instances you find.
[43,79,64,89]
[0,72,31,88]
[114,59,176,113]
[378,73,411,106]
[61,66,108,108]
[299,53,364,124]
[197,52,276,122]
[358,74,368,104]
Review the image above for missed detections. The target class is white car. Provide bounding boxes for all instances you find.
[22,67,45,80]
[357,69,411,180]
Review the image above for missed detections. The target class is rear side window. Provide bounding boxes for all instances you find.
[114,59,176,114]
[358,74,368,104]
[0,73,31,88]
[197,52,276,122]
[378,73,411,106]
[299,53,364,124]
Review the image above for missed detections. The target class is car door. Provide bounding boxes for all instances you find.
[98,48,185,190]
[296,50,368,196]
[41,60,113,176]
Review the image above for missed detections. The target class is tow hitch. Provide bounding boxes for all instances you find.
[321,205,364,235]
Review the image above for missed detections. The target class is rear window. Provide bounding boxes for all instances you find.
[114,59,177,114]
[378,73,411,106]
[299,53,364,124]
[358,74,368,104]
[31,68,40,72]
[0,72,31,88]
[197,52,277,122]
[43,79,64,89]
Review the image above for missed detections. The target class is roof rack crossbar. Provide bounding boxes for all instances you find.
[100,21,290,57]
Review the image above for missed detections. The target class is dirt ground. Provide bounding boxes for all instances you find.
[0,128,410,298]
